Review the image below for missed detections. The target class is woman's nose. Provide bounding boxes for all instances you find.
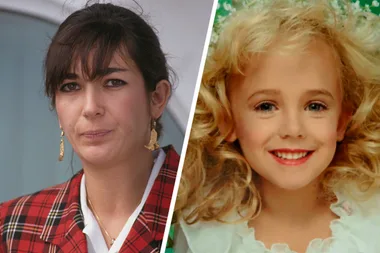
[82,87,105,119]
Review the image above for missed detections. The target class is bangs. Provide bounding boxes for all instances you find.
[45,21,133,105]
[210,1,339,77]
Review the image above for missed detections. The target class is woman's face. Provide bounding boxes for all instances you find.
[227,40,349,190]
[55,52,169,166]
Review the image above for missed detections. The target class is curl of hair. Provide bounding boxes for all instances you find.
[175,0,380,224]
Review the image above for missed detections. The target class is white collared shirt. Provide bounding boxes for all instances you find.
[80,149,166,253]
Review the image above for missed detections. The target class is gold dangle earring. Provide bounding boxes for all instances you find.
[145,120,159,151]
[58,127,65,161]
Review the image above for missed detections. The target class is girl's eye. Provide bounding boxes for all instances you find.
[105,79,127,87]
[60,83,80,92]
[306,102,327,112]
[254,102,277,112]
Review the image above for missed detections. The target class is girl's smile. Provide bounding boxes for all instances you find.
[269,149,314,166]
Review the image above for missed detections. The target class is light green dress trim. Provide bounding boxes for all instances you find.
[177,187,380,253]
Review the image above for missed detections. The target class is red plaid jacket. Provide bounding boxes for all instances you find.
[0,146,179,253]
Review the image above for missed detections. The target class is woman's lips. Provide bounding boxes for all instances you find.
[81,130,112,139]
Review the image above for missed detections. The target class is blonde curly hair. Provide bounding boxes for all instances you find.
[176,0,380,225]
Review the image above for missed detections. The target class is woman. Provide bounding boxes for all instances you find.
[0,2,178,253]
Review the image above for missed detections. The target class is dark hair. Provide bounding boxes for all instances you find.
[44,2,174,137]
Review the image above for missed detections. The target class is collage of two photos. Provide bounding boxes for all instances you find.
[1,0,380,253]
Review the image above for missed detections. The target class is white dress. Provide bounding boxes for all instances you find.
[175,188,380,253]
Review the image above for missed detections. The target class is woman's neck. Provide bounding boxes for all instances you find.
[83,147,154,218]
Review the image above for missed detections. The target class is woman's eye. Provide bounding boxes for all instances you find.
[60,83,80,92]
[105,79,127,87]
[306,102,327,112]
[254,102,277,112]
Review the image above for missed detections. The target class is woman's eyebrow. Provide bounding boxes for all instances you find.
[64,68,128,80]
[63,73,78,80]
[98,67,128,76]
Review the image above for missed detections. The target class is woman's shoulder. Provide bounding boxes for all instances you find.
[0,171,83,230]
[1,182,65,217]
[161,145,180,168]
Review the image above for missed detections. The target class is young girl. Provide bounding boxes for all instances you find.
[174,0,380,252]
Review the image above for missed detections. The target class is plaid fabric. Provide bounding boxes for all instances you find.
[0,145,179,253]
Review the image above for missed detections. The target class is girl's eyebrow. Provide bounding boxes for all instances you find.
[304,89,335,100]
[248,89,280,101]
[247,88,335,101]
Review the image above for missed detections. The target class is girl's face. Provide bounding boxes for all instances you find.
[55,52,169,167]
[228,40,349,190]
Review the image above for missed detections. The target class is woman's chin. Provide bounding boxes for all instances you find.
[78,147,114,166]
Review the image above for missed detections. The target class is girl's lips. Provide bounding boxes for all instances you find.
[270,149,312,152]
[269,150,314,166]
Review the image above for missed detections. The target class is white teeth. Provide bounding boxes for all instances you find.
[274,152,308,160]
